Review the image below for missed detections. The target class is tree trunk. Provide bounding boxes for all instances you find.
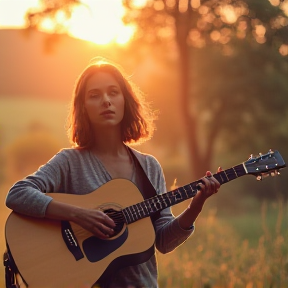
[175,11,212,179]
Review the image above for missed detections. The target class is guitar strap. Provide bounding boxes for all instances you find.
[129,148,161,222]
[97,149,161,288]
[3,248,20,288]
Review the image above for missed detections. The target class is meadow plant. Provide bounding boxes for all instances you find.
[157,202,288,288]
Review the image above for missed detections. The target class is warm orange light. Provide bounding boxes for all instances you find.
[220,5,238,24]
[0,0,39,27]
[279,44,288,56]
[67,1,135,45]
[0,0,135,46]
[280,1,288,16]
[269,0,280,6]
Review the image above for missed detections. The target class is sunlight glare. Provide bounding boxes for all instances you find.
[67,0,135,45]
[0,0,40,27]
[220,5,237,24]
[0,0,135,45]
[279,44,288,56]
[281,1,288,16]
[269,0,280,6]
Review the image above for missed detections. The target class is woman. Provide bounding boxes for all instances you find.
[6,58,220,288]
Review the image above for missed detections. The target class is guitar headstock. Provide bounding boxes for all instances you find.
[244,149,286,180]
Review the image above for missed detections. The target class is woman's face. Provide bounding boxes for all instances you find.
[84,71,125,130]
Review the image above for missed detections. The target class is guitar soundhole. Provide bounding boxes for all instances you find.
[103,208,125,237]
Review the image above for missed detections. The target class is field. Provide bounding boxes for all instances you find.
[157,200,288,288]
[1,201,287,288]
[0,98,287,287]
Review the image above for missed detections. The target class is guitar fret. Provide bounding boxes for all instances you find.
[162,194,170,209]
[146,199,153,214]
[235,164,247,177]
[127,206,136,223]
[223,170,230,182]
[147,199,155,213]
[151,197,163,210]
[171,190,180,204]
[232,166,238,177]
[162,193,171,207]
[226,168,235,180]
[122,207,131,224]
[186,184,197,197]
[126,206,133,223]
[219,173,224,183]
[158,195,164,210]
[134,204,140,219]
[142,201,150,216]
[136,204,143,220]
[136,203,145,218]
[131,205,137,221]
[181,186,188,198]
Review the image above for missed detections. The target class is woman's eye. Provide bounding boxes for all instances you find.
[110,90,118,96]
[90,93,99,98]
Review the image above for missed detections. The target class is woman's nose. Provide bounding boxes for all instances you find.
[102,94,111,107]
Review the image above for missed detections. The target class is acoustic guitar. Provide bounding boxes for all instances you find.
[5,150,286,288]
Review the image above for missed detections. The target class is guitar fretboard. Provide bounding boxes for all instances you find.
[122,163,247,224]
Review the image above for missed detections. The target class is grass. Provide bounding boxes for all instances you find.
[0,98,287,287]
[1,201,287,288]
[157,201,288,288]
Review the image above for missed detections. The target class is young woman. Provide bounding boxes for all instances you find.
[6,59,220,288]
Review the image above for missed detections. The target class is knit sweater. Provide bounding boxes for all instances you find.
[6,147,194,288]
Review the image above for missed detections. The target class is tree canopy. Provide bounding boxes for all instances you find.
[23,0,288,199]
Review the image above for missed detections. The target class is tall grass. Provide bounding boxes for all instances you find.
[157,201,288,288]
[0,201,287,288]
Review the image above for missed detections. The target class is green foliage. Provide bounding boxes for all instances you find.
[158,201,288,288]
[190,41,288,149]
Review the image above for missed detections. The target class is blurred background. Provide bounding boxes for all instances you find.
[0,0,288,287]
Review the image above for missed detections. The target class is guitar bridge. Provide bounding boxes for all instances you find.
[61,221,84,261]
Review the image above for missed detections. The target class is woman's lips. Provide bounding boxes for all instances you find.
[100,110,115,115]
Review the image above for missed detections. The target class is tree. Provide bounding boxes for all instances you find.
[23,0,288,181]
[122,0,288,180]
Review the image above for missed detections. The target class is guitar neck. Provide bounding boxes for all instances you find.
[123,163,247,224]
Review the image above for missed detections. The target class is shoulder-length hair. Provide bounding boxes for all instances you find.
[66,58,156,148]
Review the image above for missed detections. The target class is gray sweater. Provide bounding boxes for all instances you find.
[6,147,194,288]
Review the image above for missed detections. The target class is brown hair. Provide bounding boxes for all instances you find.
[66,58,156,148]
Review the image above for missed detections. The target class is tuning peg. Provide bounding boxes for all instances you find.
[259,152,262,156]
[270,170,281,177]
[256,173,270,180]
[249,154,254,159]
[269,149,274,153]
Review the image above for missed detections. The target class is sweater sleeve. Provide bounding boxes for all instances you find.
[5,150,69,217]
[131,150,194,254]
[151,157,194,254]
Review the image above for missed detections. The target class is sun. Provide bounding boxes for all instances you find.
[0,0,135,45]
[66,1,135,45]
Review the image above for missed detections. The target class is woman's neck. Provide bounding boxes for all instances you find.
[90,127,126,157]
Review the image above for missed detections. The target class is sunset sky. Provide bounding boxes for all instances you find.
[0,0,136,44]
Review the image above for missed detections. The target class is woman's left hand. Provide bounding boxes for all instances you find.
[178,167,222,230]
[195,167,222,201]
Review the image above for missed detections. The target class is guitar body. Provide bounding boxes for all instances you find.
[5,179,156,288]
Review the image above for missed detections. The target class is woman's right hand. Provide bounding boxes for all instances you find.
[71,207,116,239]
[45,200,116,239]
